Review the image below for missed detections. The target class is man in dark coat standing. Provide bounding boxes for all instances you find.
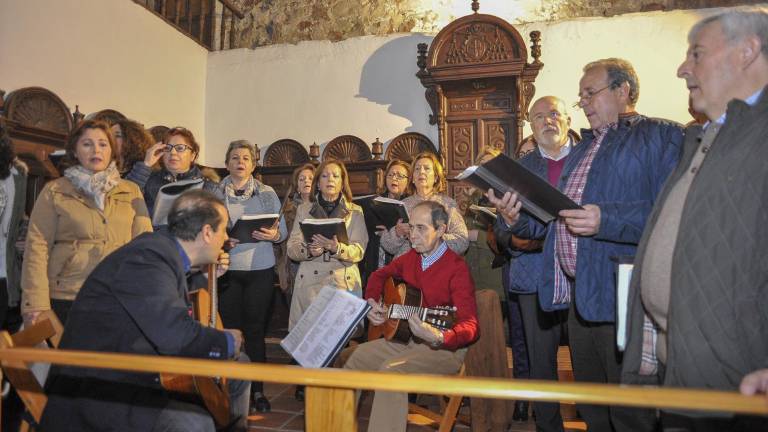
[41,189,249,432]
[622,8,768,431]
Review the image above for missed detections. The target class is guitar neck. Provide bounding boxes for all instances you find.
[207,264,218,327]
[387,304,428,320]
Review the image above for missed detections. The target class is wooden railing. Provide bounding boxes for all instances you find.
[1,347,766,431]
[132,0,245,50]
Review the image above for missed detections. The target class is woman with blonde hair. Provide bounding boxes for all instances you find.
[380,151,468,258]
[21,120,152,325]
[286,159,368,332]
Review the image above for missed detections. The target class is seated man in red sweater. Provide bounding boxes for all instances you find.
[344,200,479,432]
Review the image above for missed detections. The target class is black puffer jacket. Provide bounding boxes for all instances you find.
[142,165,219,214]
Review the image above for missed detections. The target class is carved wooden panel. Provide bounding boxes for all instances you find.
[263,139,309,166]
[484,120,510,153]
[440,22,522,67]
[87,109,127,125]
[385,132,437,163]
[4,87,73,134]
[447,122,474,173]
[322,135,371,162]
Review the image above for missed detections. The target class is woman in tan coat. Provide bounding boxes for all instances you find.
[286,159,368,331]
[21,120,152,326]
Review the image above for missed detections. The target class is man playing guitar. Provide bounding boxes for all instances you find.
[344,201,479,432]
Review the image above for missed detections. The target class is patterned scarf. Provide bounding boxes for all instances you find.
[221,175,255,201]
[63,162,120,210]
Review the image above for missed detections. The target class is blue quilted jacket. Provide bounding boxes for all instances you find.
[512,114,683,322]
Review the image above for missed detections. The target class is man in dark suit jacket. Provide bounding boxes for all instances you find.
[41,189,249,432]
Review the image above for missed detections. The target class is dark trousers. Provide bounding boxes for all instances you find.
[661,412,768,432]
[506,293,530,379]
[51,299,74,328]
[219,268,275,394]
[568,301,657,432]
[519,293,568,432]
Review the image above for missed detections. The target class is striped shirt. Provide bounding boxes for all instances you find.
[421,241,448,271]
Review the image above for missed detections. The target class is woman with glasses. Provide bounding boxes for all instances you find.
[276,164,315,299]
[215,140,287,415]
[21,120,152,326]
[286,159,368,330]
[380,152,468,258]
[109,118,166,184]
[142,127,219,218]
[359,159,411,289]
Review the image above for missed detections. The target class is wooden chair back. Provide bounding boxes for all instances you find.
[0,310,64,427]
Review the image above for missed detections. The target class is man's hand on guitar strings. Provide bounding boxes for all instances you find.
[408,315,442,347]
[366,298,387,326]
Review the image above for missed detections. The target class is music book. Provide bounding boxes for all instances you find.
[455,154,582,223]
[613,256,635,352]
[280,286,371,368]
[152,178,205,226]
[228,214,279,243]
[468,204,497,227]
[299,218,349,243]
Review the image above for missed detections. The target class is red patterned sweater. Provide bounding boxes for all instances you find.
[365,248,479,350]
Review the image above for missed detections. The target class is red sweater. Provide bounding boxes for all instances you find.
[365,248,479,350]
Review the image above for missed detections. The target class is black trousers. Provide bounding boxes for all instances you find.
[519,293,568,432]
[568,300,657,432]
[218,268,275,394]
[661,411,768,432]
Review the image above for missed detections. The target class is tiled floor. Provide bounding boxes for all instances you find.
[248,291,587,431]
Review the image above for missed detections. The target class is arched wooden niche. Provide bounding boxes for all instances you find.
[416,1,542,203]
[322,135,371,162]
[264,139,310,166]
[4,87,73,135]
[385,132,438,163]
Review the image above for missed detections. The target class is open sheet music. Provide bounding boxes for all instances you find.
[614,257,635,352]
[280,286,370,368]
[151,178,204,226]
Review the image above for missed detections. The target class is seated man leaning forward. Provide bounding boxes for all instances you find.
[41,189,250,432]
[344,201,479,432]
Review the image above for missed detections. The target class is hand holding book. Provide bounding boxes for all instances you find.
[484,189,523,226]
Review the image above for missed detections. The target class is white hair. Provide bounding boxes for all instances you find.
[690,7,768,57]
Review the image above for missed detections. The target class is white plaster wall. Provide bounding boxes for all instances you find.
[205,8,719,165]
[0,0,208,146]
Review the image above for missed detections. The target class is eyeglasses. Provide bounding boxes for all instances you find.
[572,84,614,109]
[164,144,193,153]
[386,173,408,181]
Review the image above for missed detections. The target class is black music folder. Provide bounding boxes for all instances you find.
[228,214,279,243]
[354,195,409,229]
[456,154,581,223]
[299,218,349,243]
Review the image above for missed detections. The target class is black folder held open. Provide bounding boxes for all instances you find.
[455,154,582,223]
[299,218,349,244]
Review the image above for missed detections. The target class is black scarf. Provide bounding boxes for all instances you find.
[317,193,341,217]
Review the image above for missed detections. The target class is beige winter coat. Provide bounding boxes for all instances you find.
[21,177,152,313]
[286,197,368,330]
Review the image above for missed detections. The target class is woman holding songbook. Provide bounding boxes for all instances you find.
[21,120,152,326]
[142,127,218,217]
[380,151,468,258]
[360,159,411,289]
[276,164,315,298]
[286,159,368,331]
[215,139,286,414]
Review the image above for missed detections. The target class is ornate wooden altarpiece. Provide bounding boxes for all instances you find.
[416,0,543,209]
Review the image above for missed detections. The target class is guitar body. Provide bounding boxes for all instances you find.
[368,278,423,343]
[160,266,230,428]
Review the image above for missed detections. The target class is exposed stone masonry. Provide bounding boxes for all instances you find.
[228,0,764,48]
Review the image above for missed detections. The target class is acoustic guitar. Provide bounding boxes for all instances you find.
[367,277,456,344]
[160,264,231,428]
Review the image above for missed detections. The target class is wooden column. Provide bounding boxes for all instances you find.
[305,386,357,432]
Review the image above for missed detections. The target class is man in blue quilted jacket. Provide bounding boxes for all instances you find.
[492,59,683,431]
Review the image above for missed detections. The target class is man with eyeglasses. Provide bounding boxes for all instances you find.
[494,96,575,431]
[490,59,683,431]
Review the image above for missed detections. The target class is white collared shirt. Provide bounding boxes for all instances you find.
[537,137,573,161]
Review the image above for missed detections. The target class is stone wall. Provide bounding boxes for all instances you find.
[230,0,763,48]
